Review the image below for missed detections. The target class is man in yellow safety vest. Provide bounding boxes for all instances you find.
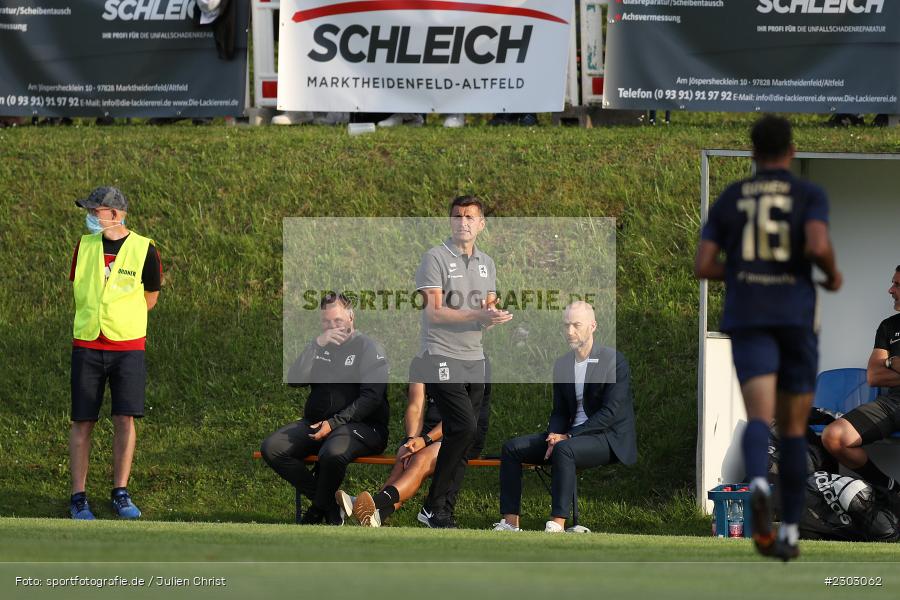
[68,187,161,520]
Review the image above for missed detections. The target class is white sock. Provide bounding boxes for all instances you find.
[750,477,770,495]
[779,523,799,545]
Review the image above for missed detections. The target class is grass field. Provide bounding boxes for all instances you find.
[1,116,898,539]
[1,518,898,600]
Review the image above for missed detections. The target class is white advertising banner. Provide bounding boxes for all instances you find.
[276,0,573,113]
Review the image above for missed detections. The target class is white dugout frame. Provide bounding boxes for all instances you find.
[697,150,900,512]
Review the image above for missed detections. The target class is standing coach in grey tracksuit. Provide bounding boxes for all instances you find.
[415,195,513,528]
[493,301,637,533]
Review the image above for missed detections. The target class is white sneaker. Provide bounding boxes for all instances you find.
[335,490,356,524]
[544,521,565,533]
[270,111,313,125]
[378,113,424,128]
[492,519,520,531]
[313,111,350,125]
[565,525,591,534]
[443,113,465,128]
[353,491,382,527]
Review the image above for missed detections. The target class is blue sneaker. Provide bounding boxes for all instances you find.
[111,489,141,519]
[70,494,95,520]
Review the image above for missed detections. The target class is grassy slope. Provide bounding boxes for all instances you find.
[1,519,898,600]
[0,117,897,533]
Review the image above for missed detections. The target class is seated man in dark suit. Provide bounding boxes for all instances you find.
[493,301,637,532]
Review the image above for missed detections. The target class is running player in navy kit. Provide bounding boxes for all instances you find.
[695,115,842,561]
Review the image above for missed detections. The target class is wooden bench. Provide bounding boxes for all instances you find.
[251,451,502,467]
[251,451,580,526]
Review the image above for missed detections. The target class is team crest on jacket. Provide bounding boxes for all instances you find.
[345,355,355,366]
[479,264,488,278]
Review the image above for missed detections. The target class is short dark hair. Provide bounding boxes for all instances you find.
[896,265,900,273]
[751,115,793,161]
[320,292,353,311]
[449,195,484,217]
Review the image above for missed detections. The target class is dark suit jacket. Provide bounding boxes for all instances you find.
[547,344,637,466]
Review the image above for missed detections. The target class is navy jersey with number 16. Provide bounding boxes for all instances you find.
[701,168,829,332]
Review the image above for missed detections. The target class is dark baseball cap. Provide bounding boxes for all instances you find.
[75,186,129,211]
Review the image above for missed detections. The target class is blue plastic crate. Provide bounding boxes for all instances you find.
[708,484,753,538]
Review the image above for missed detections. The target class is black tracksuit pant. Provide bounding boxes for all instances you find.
[261,419,386,511]
[424,355,485,516]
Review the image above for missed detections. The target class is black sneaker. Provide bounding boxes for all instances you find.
[825,113,865,127]
[487,113,513,126]
[417,506,456,529]
[299,506,326,525]
[770,539,800,562]
[776,542,800,562]
[877,479,900,513]
[325,502,344,526]
[750,487,776,557]
[516,113,538,127]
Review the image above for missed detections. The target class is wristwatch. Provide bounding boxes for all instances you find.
[887,356,896,371]
[421,433,434,446]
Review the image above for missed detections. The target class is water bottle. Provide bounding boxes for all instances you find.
[727,499,744,538]
[711,486,732,537]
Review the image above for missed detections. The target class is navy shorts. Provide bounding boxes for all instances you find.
[71,347,146,421]
[729,327,818,394]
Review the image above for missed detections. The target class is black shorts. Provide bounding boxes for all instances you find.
[408,355,429,384]
[842,395,900,445]
[71,347,146,421]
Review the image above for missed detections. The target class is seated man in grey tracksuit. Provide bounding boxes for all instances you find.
[493,301,637,532]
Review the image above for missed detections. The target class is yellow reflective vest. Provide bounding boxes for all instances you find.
[73,232,153,341]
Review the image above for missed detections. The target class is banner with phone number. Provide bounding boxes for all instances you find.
[0,0,248,118]
[603,1,899,114]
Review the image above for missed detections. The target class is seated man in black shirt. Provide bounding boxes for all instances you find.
[260,293,389,525]
[822,266,900,494]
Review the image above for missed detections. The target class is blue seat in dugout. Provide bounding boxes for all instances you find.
[811,368,878,433]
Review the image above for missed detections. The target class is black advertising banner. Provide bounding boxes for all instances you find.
[604,0,900,114]
[0,1,248,118]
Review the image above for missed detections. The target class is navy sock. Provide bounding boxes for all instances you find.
[71,491,86,503]
[778,436,808,524]
[111,487,127,498]
[741,419,770,482]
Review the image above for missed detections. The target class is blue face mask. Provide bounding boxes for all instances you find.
[85,213,103,234]
[85,213,125,233]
